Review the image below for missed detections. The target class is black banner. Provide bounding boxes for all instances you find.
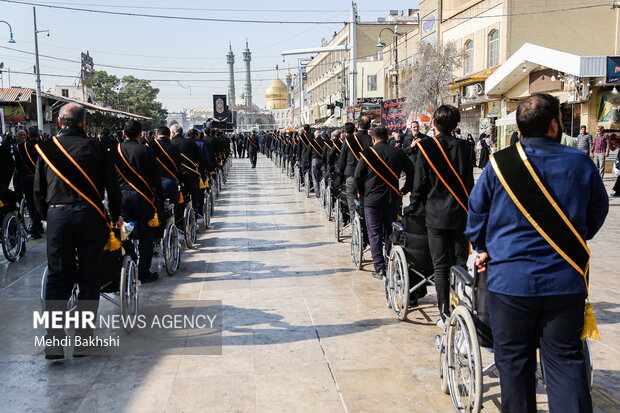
[213,95,229,122]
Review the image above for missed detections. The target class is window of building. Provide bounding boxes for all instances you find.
[464,40,474,74]
[367,75,377,92]
[488,30,499,68]
[61,89,69,97]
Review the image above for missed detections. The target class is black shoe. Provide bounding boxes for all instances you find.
[139,272,159,283]
[371,271,386,280]
[44,346,64,360]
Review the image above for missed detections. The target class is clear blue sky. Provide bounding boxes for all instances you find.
[0,0,419,112]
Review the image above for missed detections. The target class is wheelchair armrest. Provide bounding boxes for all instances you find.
[353,199,361,208]
[391,221,404,233]
[450,265,473,286]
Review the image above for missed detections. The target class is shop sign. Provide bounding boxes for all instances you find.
[606,56,620,84]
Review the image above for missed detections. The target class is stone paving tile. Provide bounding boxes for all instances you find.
[0,157,619,413]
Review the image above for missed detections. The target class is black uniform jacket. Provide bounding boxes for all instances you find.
[338,130,372,178]
[354,140,413,208]
[34,126,121,221]
[117,139,164,202]
[410,133,474,230]
[148,135,183,182]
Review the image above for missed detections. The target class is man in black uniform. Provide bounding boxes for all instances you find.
[410,105,474,321]
[15,127,44,238]
[98,127,117,150]
[355,126,413,279]
[171,125,205,226]
[338,119,372,218]
[403,120,429,159]
[298,125,312,184]
[116,120,163,284]
[148,127,182,208]
[247,130,260,168]
[310,130,325,198]
[34,103,122,359]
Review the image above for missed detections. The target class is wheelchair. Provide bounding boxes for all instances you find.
[350,199,369,270]
[1,189,27,262]
[294,162,302,192]
[40,227,139,333]
[333,181,349,243]
[319,175,326,209]
[181,194,197,249]
[385,213,434,320]
[323,176,333,220]
[437,263,593,412]
[304,170,311,198]
[19,195,33,234]
[154,200,181,276]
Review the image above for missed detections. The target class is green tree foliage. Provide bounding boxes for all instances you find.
[92,70,167,130]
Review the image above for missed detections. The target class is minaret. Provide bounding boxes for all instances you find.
[243,39,252,107]
[285,69,293,107]
[226,42,235,105]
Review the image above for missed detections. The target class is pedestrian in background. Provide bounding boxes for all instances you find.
[577,125,593,154]
[591,125,610,178]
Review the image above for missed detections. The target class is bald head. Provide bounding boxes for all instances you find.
[170,124,183,137]
[58,103,86,128]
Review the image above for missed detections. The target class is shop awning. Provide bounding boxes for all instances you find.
[495,110,516,127]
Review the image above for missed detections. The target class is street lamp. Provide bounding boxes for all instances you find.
[377,26,401,98]
[0,20,16,43]
[33,7,50,133]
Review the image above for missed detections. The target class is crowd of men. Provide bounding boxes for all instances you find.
[261,94,609,413]
[0,103,231,359]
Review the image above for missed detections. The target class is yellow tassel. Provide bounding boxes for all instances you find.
[178,192,184,204]
[581,303,601,341]
[104,230,121,251]
[0,200,4,208]
[199,178,206,189]
[148,212,160,228]
[396,215,402,222]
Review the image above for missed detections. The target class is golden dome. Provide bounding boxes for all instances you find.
[265,78,288,109]
[265,78,288,99]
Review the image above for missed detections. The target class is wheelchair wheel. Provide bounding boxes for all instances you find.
[2,212,24,262]
[202,192,211,229]
[119,255,139,332]
[19,197,32,234]
[304,172,311,198]
[163,222,181,275]
[212,174,219,198]
[351,213,363,270]
[335,201,343,242]
[319,179,326,207]
[438,330,450,394]
[324,185,332,220]
[446,305,483,413]
[183,205,197,248]
[387,245,410,320]
[40,267,79,311]
[295,167,301,192]
[217,170,223,192]
[209,189,215,217]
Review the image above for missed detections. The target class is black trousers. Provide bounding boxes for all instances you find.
[364,203,399,273]
[426,226,468,318]
[613,175,620,193]
[121,190,156,279]
[237,145,244,158]
[249,150,257,167]
[44,203,106,339]
[489,292,592,413]
[18,174,44,234]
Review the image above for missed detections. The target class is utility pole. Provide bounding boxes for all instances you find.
[349,2,358,108]
[33,7,44,133]
[614,1,620,54]
[394,25,399,99]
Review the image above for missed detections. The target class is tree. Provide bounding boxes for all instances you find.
[92,70,168,130]
[399,41,465,120]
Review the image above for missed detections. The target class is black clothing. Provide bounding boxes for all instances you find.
[14,141,39,176]
[403,132,429,158]
[148,136,182,182]
[410,133,474,230]
[98,134,118,151]
[489,292,591,413]
[309,135,325,160]
[121,190,157,278]
[478,139,490,169]
[354,141,413,208]
[0,140,15,187]
[34,126,121,222]
[338,130,373,178]
[117,140,164,202]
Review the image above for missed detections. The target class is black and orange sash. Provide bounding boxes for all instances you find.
[490,142,590,286]
[35,138,108,225]
[299,132,310,149]
[309,137,323,157]
[147,139,180,182]
[114,145,157,211]
[333,138,343,154]
[180,153,201,176]
[17,142,37,175]
[417,137,469,213]
[324,139,333,150]
[345,133,365,161]
[248,136,259,147]
[360,147,400,195]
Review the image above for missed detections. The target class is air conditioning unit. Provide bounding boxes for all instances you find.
[464,83,483,99]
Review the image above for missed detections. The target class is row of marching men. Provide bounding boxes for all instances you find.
[3,102,232,359]
[266,95,609,413]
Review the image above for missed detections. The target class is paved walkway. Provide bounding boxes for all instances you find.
[0,156,619,413]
